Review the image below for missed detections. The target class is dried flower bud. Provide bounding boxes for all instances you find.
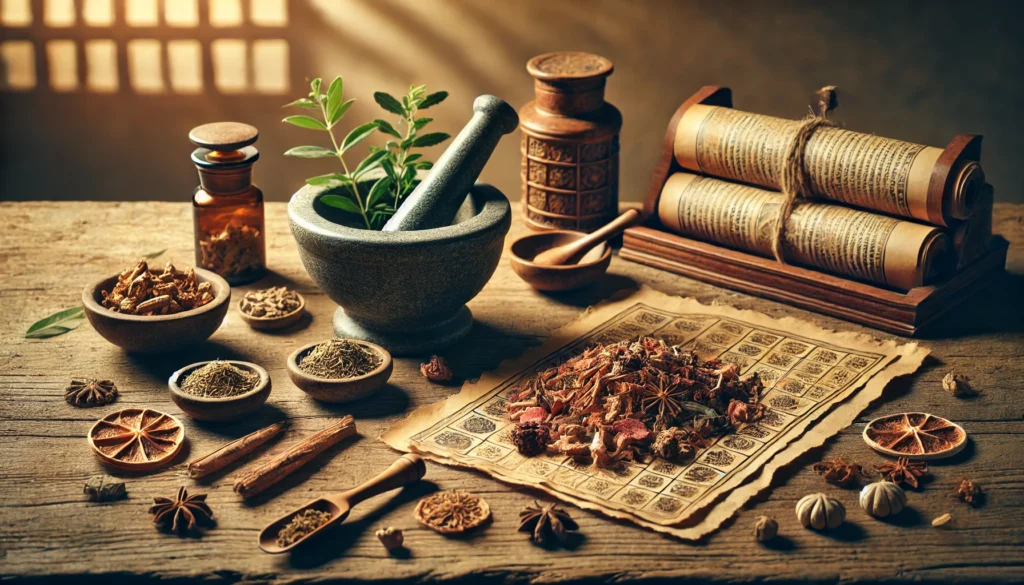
[953,478,983,506]
[754,515,778,542]
[511,422,553,456]
[942,371,978,398]
[420,355,452,383]
[652,427,695,462]
[932,513,953,527]
[375,526,404,551]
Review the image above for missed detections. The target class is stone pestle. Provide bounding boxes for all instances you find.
[382,95,519,232]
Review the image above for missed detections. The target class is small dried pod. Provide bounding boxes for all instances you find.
[932,513,953,527]
[795,492,845,531]
[859,481,906,518]
[753,515,778,542]
[942,371,978,398]
[375,526,404,551]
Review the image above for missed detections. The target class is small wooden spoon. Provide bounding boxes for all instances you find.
[258,453,426,553]
[532,209,639,266]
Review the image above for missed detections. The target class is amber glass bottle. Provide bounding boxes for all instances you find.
[189,122,266,285]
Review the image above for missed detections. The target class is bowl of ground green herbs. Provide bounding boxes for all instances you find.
[168,360,271,421]
[286,338,392,403]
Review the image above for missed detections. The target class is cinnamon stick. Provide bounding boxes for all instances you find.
[188,421,287,479]
[233,415,357,498]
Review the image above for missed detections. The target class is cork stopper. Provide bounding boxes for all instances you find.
[526,52,614,116]
[189,122,259,193]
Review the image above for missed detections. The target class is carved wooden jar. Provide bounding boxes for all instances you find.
[520,52,621,232]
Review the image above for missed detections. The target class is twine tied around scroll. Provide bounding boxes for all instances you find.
[771,86,839,263]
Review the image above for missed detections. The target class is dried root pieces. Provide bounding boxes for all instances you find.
[100,260,214,316]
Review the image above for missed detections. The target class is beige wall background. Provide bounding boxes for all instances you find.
[2,0,1022,205]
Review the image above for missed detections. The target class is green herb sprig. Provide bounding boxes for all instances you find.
[283,78,449,230]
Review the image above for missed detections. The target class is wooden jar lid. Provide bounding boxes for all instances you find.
[527,51,614,82]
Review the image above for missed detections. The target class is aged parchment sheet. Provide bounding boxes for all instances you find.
[657,173,948,290]
[673,104,984,225]
[383,287,929,540]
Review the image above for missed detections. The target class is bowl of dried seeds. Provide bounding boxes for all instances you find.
[83,260,231,353]
[286,338,393,403]
[168,360,271,421]
[238,286,306,331]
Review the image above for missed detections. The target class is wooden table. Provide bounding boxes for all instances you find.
[2,202,1022,584]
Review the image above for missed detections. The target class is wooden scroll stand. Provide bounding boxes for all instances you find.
[620,86,1009,336]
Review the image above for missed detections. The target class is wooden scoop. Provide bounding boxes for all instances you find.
[532,209,639,266]
[258,453,426,553]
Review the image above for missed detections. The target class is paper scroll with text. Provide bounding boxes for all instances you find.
[672,104,985,227]
[657,172,947,290]
[383,287,928,540]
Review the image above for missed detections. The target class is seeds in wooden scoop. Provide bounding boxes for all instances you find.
[862,412,966,460]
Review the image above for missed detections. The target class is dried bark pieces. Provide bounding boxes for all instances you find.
[149,486,214,535]
[65,378,118,408]
[414,490,490,534]
[862,412,967,460]
[100,260,214,316]
[88,408,185,471]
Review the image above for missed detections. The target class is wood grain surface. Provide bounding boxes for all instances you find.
[1,202,1022,584]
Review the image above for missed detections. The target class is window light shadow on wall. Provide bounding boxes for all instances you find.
[0,0,290,93]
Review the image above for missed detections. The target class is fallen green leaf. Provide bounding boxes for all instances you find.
[26,306,85,339]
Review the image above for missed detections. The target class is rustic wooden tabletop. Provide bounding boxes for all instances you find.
[1,201,1022,584]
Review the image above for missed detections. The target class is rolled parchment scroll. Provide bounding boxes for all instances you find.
[672,104,984,227]
[657,172,948,290]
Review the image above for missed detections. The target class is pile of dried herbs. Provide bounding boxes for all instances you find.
[297,338,381,379]
[101,260,215,315]
[505,337,764,467]
[180,361,259,398]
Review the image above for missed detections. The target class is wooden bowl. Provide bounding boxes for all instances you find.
[168,360,271,422]
[509,230,612,291]
[238,291,306,331]
[82,268,230,353]
[286,340,393,403]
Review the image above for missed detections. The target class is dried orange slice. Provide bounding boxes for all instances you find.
[89,408,185,471]
[863,412,966,460]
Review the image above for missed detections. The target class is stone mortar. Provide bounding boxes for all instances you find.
[289,181,511,355]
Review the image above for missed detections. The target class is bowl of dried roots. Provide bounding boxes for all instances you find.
[83,260,231,353]
[168,360,271,421]
[286,338,393,403]
[238,286,306,331]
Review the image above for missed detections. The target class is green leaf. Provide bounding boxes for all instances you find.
[412,117,433,130]
[414,161,434,170]
[25,306,85,339]
[353,149,390,178]
[320,194,362,214]
[284,145,336,158]
[412,132,450,147]
[418,91,448,109]
[374,119,402,139]
[329,99,355,126]
[310,78,322,95]
[283,115,327,130]
[341,122,379,153]
[283,98,317,109]
[374,92,404,116]
[141,249,166,259]
[306,173,352,186]
[404,153,422,163]
[325,77,345,125]
[366,176,392,208]
[381,158,397,180]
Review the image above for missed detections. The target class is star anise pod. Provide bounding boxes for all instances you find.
[811,457,865,488]
[420,355,452,383]
[518,500,579,546]
[65,378,118,408]
[149,486,214,535]
[875,457,928,489]
[952,478,983,506]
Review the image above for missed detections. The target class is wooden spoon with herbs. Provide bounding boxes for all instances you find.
[258,453,426,553]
